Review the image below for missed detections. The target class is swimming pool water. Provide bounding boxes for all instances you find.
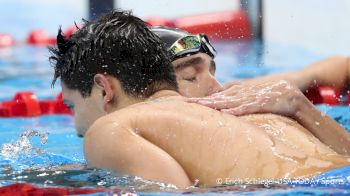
[0,41,350,195]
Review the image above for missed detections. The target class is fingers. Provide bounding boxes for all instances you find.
[187,94,256,110]
[194,98,242,110]
[187,89,268,109]
[187,80,297,114]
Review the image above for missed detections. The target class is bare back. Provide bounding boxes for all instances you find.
[85,95,350,186]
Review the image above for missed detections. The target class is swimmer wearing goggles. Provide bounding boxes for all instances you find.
[150,26,216,61]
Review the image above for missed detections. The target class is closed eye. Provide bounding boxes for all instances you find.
[184,77,196,82]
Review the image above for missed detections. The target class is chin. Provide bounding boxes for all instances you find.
[77,133,84,138]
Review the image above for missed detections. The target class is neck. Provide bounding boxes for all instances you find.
[146,90,180,101]
[107,90,180,113]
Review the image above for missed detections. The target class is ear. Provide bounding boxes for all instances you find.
[93,74,114,106]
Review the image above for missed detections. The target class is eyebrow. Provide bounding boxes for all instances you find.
[174,57,204,70]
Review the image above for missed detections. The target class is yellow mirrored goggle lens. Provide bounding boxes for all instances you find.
[169,36,201,58]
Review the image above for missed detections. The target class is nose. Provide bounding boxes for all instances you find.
[206,76,223,96]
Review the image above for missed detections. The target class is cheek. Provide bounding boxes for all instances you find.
[191,79,210,97]
[81,103,102,122]
[73,103,103,136]
[177,80,205,97]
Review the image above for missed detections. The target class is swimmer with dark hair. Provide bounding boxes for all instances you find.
[50,10,350,188]
[150,26,350,156]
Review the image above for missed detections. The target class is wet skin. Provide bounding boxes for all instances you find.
[83,90,350,187]
[172,53,222,97]
[62,52,222,136]
[61,54,350,187]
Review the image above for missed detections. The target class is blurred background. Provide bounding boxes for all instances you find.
[1,0,350,100]
[1,0,350,55]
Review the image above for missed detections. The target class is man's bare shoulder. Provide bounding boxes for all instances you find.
[84,110,136,164]
[120,96,213,118]
[84,96,192,136]
[84,109,132,140]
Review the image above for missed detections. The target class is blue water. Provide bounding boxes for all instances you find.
[1,40,350,195]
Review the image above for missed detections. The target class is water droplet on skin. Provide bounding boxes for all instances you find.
[134,128,140,134]
[218,121,223,127]
[193,179,200,186]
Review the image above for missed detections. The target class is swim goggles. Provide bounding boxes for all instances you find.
[169,34,217,61]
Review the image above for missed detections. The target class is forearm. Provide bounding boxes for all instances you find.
[302,56,350,91]
[295,100,350,155]
[243,56,350,92]
[243,72,311,92]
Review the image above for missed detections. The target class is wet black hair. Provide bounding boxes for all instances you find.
[49,10,178,98]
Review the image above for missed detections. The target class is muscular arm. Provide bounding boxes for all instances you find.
[244,56,350,92]
[295,99,350,155]
[301,56,350,90]
[84,118,192,188]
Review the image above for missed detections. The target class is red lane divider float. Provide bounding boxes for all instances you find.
[146,17,176,27]
[0,86,348,118]
[0,183,107,195]
[39,92,71,115]
[0,92,71,118]
[146,10,251,40]
[64,24,80,39]
[26,26,79,45]
[174,10,251,40]
[26,29,56,45]
[304,86,343,105]
[0,33,15,47]
[3,9,250,47]
[0,25,79,47]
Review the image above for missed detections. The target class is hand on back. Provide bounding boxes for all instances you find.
[187,80,308,117]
